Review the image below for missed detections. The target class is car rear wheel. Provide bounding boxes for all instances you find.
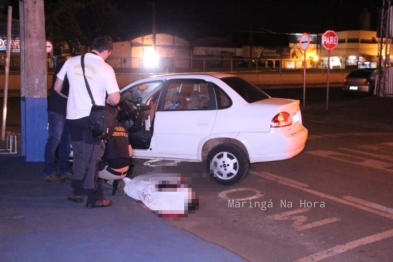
[207,144,249,185]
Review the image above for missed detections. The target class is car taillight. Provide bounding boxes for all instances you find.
[270,112,292,128]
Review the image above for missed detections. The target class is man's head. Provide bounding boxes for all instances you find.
[92,35,113,52]
[91,35,113,60]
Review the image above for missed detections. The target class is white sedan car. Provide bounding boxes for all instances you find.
[118,73,308,185]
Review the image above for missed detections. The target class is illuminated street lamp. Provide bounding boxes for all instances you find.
[143,48,159,68]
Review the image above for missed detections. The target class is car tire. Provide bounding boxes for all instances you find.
[207,144,249,186]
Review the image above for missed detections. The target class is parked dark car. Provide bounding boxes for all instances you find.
[343,68,378,96]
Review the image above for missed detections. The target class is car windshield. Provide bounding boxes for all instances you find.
[220,76,270,103]
[121,81,163,104]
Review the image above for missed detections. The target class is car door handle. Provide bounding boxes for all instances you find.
[197,119,208,126]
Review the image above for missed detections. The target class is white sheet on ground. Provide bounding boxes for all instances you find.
[123,172,192,215]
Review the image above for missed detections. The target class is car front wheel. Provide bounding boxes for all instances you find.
[207,144,249,185]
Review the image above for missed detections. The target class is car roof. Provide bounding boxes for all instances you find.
[120,73,237,91]
[346,68,377,78]
[149,72,235,80]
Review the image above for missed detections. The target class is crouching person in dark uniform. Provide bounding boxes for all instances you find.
[98,122,133,195]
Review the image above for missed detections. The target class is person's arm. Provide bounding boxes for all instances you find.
[54,77,68,99]
[107,91,120,106]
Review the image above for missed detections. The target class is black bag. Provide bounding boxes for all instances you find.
[60,75,70,96]
[81,54,118,140]
[89,104,118,140]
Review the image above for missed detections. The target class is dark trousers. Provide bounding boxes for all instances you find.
[43,111,71,176]
[68,117,105,204]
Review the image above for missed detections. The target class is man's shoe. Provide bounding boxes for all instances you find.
[60,172,73,180]
[44,174,66,183]
[86,198,112,208]
[67,192,83,203]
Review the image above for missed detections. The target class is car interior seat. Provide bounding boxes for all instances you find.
[188,91,210,110]
[188,91,202,109]
[168,92,187,110]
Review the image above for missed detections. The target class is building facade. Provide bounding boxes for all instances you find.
[107,30,380,72]
[319,30,379,69]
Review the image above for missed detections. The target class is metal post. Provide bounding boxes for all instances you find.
[303,51,306,108]
[1,6,12,141]
[326,50,330,111]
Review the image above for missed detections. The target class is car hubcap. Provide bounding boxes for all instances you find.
[211,152,239,180]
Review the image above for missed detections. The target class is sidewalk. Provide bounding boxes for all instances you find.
[0,157,246,262]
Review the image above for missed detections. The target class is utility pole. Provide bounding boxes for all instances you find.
[152,1,156,53]
[249,21,253,69]
[19,0,47,161]
[377,0,392,97]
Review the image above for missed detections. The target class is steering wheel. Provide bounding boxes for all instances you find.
[123,99,142,121]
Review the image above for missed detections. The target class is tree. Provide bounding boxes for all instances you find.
[45,0,139,55]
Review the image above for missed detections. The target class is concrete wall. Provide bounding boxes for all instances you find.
[114,70,347,89]
[1,70,347,96]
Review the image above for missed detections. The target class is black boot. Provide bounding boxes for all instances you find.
[112,180,118,195]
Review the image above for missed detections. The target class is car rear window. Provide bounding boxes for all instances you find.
[220,77,270,103]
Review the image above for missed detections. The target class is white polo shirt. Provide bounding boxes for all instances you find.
[57,53,119,120]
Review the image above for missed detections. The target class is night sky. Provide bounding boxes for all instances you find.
[8,0,381,41]
[115,0,380,38]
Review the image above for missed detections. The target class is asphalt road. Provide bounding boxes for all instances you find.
[131,121,393,261]
[130,88,393,261]
[2,87,393,261]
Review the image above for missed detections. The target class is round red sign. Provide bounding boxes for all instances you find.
[321,30,338,50]
[46,40,53,54]
[299,33,310,51]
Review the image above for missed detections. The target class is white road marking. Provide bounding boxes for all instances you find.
[339,147,393,162]
[307,132,391,140]
[306,150,393,172]
[294,217,341,231]
[358,144,381,151]
[252,171,393,261]
[268,208,310,219]
[218,187,264,201]
[380,142,393,146]
[252,171,393,220]
[294,229,393,262]
[343,196,393,215]
[358,143,393,156]
[267,209,340,231]
[255,171,308,188]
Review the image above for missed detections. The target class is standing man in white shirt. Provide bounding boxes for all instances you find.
[54,35,120,208]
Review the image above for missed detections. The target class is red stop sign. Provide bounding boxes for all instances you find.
[321,30,338,50]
